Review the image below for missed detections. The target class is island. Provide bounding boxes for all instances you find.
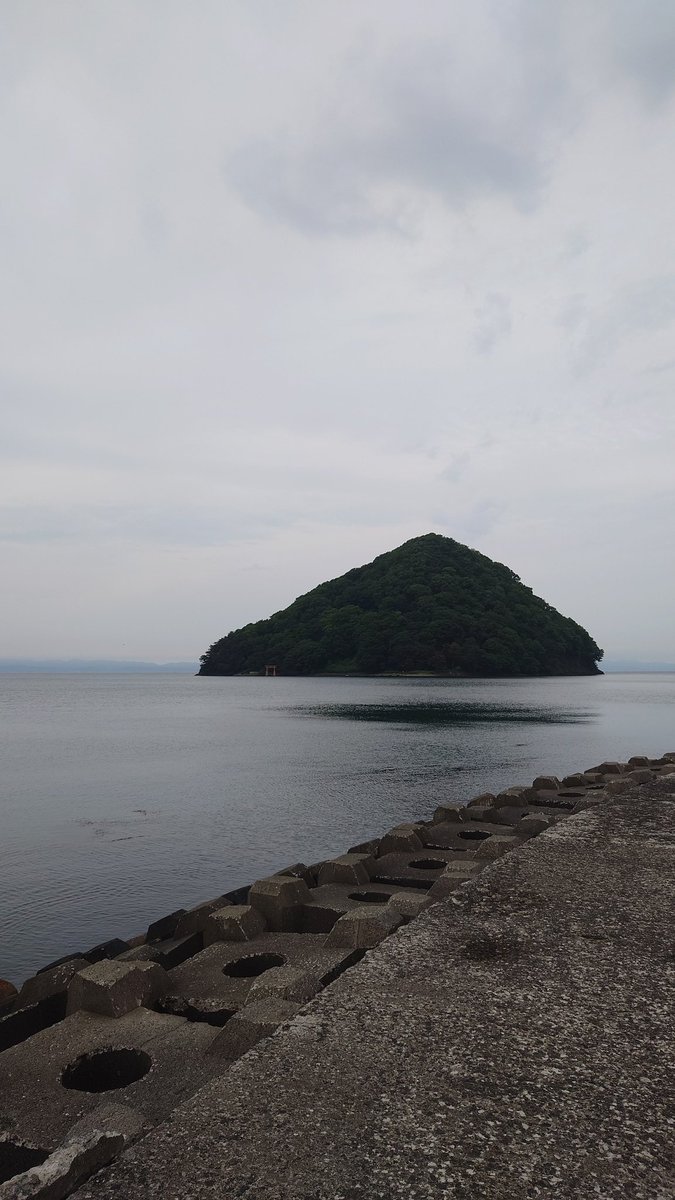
[198,533,603,677]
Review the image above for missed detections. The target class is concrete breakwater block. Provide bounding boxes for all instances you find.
[0,994,69,1056]
[67,962,169,1019]
[386,893,429,922]
[324,905,403,949]
[33,941,129,981]
[423,819,508,849]
[145,910,186,944]
[203,905,266,946]
[531,775,561,791]
[474,805,529,827]
[300,882,428,934]
[377,824,425,855]
[473,834,522,862]
[562,772,589,786]
[346,837,381,857]
[206,998,303,1063]
[165,934,358,1016]
[0,1127,126,1200]
[0,983,17,1017]
[17,961,89,1015]
[457,805,492,823]
[0,959,91,1055]
[316,854,374,886]
[427,860,485,902]
[0,1009,217,1150]
[493,786,530,807]
[275,862,319,887]
[466,792,496,807]
[431,804,465,824]
[248,877,310,932]
[517,813,553,837]
[0,1140,52,1191]
[79,940,131,968]
[526,791,579,810]
[247,966,322,1005]
[119,932,203,972]
[626,768,657,783]
[371,849,460,889]
[174,896,232,939]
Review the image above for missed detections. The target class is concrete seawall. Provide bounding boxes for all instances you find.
[1,754,674,1198]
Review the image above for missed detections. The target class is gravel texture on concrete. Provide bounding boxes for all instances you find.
[74,783,675,1199]
[0,1008,218,1148]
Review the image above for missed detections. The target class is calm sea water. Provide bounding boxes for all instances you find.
[1,672,674,985]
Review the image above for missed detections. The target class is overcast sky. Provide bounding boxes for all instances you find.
[2,1,674,662]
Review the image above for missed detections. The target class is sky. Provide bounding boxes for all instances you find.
[1,0,674,662]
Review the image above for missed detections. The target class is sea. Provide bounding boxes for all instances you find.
[1,672,674,986]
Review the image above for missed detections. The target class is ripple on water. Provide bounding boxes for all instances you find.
[1,672,674,983]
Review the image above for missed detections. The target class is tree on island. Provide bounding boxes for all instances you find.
[199,534,603,677]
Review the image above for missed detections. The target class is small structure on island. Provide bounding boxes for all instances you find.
[264,664,278,677]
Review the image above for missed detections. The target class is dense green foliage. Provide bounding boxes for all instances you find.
[199,534,603,677]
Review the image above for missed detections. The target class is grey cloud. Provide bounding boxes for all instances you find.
[226,2,675,238]
[577,276,675,372]
[557,294,586,334]
[439,453,470,484]
[1,2,674,659]
[0,505,288,548]
[608,0,675,103]
[447,500,503,542]
[227,16,571,234]
[473,293,512,354]
[641,358,675,377]
[560,229,590,261]
[228,140,395,238]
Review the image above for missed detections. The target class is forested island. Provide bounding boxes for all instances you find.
[199,534,603,677]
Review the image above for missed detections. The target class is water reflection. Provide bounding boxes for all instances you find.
[289,701,594,726]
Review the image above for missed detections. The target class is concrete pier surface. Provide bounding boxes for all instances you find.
[74,781,675,1200]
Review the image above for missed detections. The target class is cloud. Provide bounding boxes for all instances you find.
[438,454,469,484]
[225,2,675,238]
[557,294,586,334]
[227,8,572,234]
[473,293,512,354]
[607,0,675,103]
[0,2,675,659]
[576,275,675,372]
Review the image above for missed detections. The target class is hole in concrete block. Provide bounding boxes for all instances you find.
[222,953,286,979]
[347,891,391,904]
[155,995,235,1027]
[409,858,446,871]
[371,876,433,891]
[458,830,490,841]
[61,1047,152,1093]
[426,845,466,853]
[0,1141,50,1184]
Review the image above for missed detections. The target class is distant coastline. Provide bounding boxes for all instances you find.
[601,660,675,673]
[1,659,673,675]
[0,659,197,673]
